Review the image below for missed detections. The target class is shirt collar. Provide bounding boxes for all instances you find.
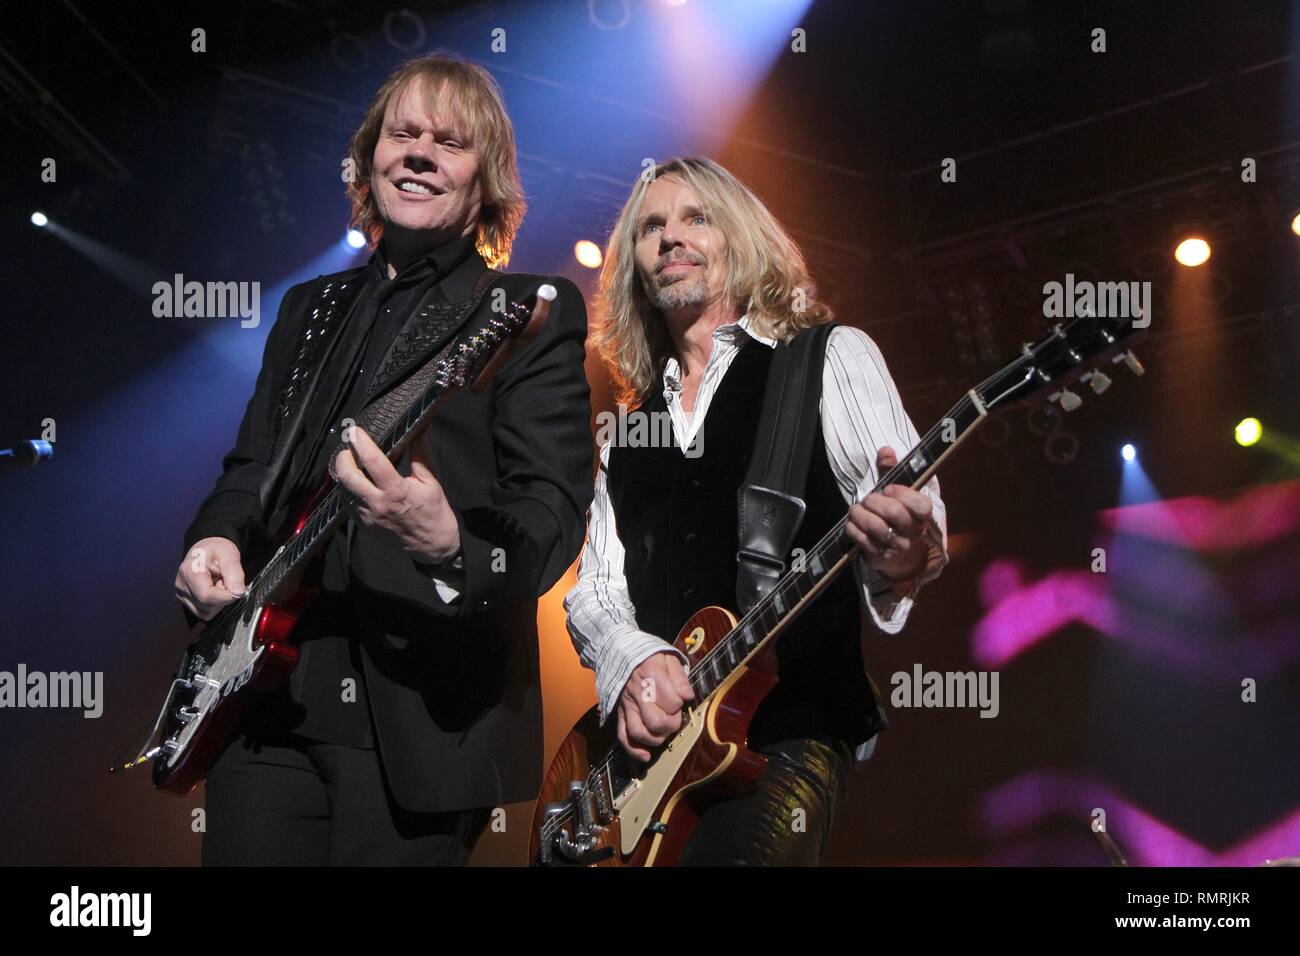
[370,233,476,285]
[662,314,777,390]
[735,314,778,348]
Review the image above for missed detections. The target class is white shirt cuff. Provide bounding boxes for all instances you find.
[593,628,690,727]
[429,553,465,604]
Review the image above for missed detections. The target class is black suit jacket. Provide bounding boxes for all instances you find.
[182,250,593,812]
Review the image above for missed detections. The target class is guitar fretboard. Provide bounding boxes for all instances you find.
[243,353,463,614]
[190,308,522,665]
[599,387,988,800]
[580,312,1142,845]
[685,387,985,701]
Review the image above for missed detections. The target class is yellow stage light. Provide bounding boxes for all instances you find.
[574,240,603,269]
[1174,237,1211,267]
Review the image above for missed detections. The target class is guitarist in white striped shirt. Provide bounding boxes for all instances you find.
[565,157,949,865]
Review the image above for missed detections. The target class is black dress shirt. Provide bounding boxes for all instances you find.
[181,236,594,811]
[252,234,478,747]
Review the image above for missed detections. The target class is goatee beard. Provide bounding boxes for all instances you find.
[653,276,708,311]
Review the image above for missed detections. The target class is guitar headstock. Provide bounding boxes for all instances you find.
[975,311,1147,414]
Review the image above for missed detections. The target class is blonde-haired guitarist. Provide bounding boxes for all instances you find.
[566,157,948,865]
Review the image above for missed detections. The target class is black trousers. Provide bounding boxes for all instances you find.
[676,737,854,866]
[202,733,490,866]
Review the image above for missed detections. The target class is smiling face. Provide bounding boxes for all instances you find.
[369,79,484,248]
[633,174,727,314]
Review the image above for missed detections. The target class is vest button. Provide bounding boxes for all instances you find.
[679,586,696,600]
[682,530,697,543]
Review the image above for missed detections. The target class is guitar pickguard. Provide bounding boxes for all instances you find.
[166,608,265,769]
[613,701,734,858]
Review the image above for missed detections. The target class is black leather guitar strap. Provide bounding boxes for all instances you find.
[735,321,836,612]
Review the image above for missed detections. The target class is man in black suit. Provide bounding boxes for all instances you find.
[173,54,592,865]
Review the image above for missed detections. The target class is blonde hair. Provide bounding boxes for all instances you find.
[345,53,525,268]
[593,157,833,405]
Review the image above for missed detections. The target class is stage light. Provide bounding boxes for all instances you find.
[1235,417,1262,447]
[346,229,366,250]
[330,33,369,73]
[1174,237,1210,268]
[588,0,630,31]
[1292,212,1300,237]
[1121,443,1137,462]
[574,239,603,269]
[383,9,426,51]
[1044,431,1079,466]
[31,211,48,227]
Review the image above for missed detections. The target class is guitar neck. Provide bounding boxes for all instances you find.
[589,312,1142,828]
[683,388,988,700]
[239,316,508,618]
[242,371,457,615]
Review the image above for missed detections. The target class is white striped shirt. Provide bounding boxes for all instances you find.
[564,318,949,734]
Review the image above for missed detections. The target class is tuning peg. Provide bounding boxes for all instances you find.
[1112,349,1145,375]
[1049,388,1083,412]
[1081,369,1112,395]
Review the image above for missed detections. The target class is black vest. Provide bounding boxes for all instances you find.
[606,335,889,751]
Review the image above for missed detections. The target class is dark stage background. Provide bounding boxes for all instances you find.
[1,0,1297,865]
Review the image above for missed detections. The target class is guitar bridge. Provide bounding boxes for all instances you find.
[537,780,614,865]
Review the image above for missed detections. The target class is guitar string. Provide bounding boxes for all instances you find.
[539,349,1044,845]
[684,352,1046,691]
[172,307,539,758]
[539,389,991,845]
[684,390,978,681]
[685,340,1050,684]
[198,337,1032,837]
[540,332,1117,849]
[690,368,1038,682]
[187,350,458,663]
[213,312,1025,679]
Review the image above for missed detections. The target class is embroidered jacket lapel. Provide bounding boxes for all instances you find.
[363,249,489,403]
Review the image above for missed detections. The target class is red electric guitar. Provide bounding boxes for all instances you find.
[529,309,1146,865]
[132,286,550,795]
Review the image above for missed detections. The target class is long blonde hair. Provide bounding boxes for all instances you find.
[345,53,525,268]
[593,157,833,405]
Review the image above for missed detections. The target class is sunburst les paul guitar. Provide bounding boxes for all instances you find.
[530,310,1146,865]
